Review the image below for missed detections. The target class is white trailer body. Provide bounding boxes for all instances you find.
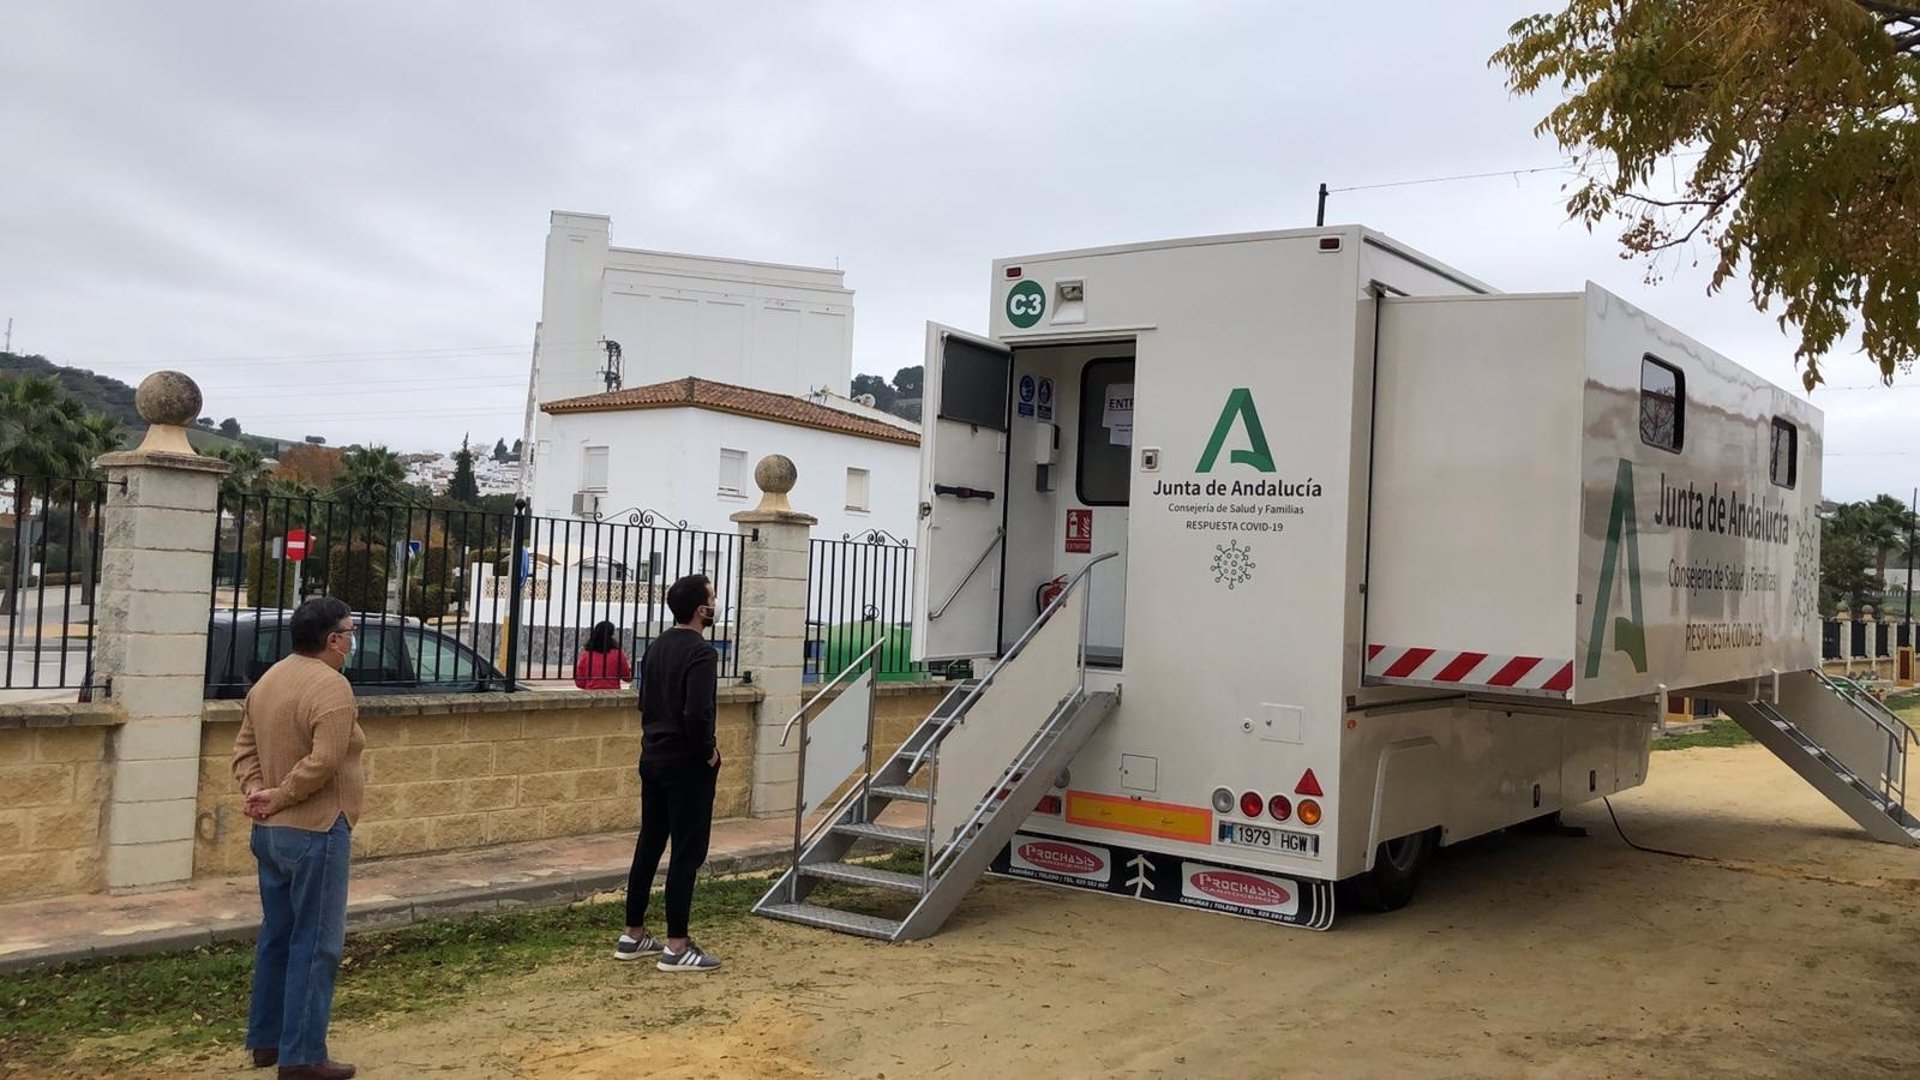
[909,227,1824,926]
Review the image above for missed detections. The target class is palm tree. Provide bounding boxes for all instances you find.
[0,375,86,615]
[335,446,408,508]
[69,412,122,607]
[1861,494,1911,585]
[210,444,270,506]
[333,447,413,611]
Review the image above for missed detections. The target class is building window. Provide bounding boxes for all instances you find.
[718,448,746,496]
[581,445,610,491]
[1639,356,1684,454]
[1078,358,1135,506]
[846,467,871,512]
[1769,418,1798,489]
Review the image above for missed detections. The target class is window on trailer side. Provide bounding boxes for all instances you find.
[1639,356,1684,453]
[1769,418,1797,488]
[1078,358,1135,506]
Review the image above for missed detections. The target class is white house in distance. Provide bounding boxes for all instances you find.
[521,210,914,536]
[536,377,919,542]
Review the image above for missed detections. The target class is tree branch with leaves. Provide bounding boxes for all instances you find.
[1493,0,1920,388]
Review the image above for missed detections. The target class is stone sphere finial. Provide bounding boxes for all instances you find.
[129,370,205,455]
[135,371,203,427]
[754,454,797,496]
[745,453,802,516]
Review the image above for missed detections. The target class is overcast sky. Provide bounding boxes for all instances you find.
[2,1,1911,502]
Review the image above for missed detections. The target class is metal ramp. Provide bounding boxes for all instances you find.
[753,555,1120,941]
[1713,671,1920,846]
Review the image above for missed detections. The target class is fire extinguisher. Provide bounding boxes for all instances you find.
[1037,574,1068,614]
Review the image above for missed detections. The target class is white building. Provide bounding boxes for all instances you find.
[523,210,863,514]
[536,375,919,542]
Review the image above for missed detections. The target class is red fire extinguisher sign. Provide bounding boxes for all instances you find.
[1065,509,1092,553]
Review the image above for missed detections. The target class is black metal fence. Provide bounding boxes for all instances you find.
[2,476,113,694]
[207,492,743,697]
[805,531,923,683]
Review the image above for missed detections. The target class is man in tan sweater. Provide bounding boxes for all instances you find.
[231,597,365,1080]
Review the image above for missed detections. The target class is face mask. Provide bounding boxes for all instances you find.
[337,633,356,660]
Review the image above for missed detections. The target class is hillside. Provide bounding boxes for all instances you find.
[0,351,141,429]
[1,351,299,454]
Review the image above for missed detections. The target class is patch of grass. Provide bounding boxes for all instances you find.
[0,870,778,1064]
[1885,691,1920,726]
[1653,718,1755,751]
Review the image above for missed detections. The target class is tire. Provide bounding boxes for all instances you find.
[1338,828,1439,913]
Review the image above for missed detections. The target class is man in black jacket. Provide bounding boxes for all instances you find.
[615,574,723,972]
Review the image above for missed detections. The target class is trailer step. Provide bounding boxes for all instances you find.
[798,861,926,894]
[832,821,927,846]
[1720,685,1920,848]
[757,902,901,940]
[867,784,928,804]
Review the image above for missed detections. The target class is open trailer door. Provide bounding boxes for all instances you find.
[911,322,1012,663]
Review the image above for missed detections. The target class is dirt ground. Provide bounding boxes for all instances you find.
[39,743,1920,1078]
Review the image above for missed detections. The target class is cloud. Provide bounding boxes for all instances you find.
[1,0,1909,499]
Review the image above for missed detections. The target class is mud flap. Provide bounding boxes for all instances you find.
[986,829,1335,930]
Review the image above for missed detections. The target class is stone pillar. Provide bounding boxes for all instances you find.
[730,455,815,819]
[1836,603,1854,667]
[95,372,228,891]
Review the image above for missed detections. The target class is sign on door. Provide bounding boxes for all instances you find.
[1065,509,1092,554]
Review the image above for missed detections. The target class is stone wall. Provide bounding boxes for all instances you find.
[0,707,120,902]
[194,687,761,876]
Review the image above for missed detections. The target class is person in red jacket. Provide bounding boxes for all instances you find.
[573,621,632,690]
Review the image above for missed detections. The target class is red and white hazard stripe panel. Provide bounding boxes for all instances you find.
[1365,645,1573,695]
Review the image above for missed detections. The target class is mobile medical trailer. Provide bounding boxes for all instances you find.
[756,226,1919,939]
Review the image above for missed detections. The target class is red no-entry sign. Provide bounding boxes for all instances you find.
[285,529,309,562]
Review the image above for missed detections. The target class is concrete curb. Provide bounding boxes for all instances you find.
[0,842,790,975]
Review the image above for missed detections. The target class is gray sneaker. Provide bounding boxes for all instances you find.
[656,941,721,973]
[613,933,664,961]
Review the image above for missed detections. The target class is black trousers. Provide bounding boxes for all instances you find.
[625,758,718,938]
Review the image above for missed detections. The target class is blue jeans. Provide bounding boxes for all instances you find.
[247,814,351,1067]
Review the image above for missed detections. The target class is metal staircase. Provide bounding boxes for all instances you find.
[753,554,1120,941]
[1716,670,1920,846]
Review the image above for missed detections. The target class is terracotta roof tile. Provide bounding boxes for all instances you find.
[541,377,919,447]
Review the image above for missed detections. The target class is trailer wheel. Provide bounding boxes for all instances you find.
[1340,828,1439,913]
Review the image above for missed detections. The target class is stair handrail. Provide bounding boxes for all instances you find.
[1814,670,1916,808]
[781,637,888,902]
[908,551,1118,773]
[916,553,1118,884]
[925,688,1085,881]
[781,637,889,748]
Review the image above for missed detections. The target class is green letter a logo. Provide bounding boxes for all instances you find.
[1585,458,1649,677]
[1196,388,1275,473]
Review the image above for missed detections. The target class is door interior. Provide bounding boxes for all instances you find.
[998,344,1132,667]
[911,323,1012,663]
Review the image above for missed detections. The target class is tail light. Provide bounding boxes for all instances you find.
[1297,799,1322,826]
[1035,795,1062,815]
[1239,791,1264,817]
[1211,787,1235,814]
[1268,795,1292,822]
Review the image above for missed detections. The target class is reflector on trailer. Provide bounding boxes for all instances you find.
[1294,769,1324,797]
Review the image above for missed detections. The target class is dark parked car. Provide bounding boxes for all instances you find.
[204,610,507,699]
